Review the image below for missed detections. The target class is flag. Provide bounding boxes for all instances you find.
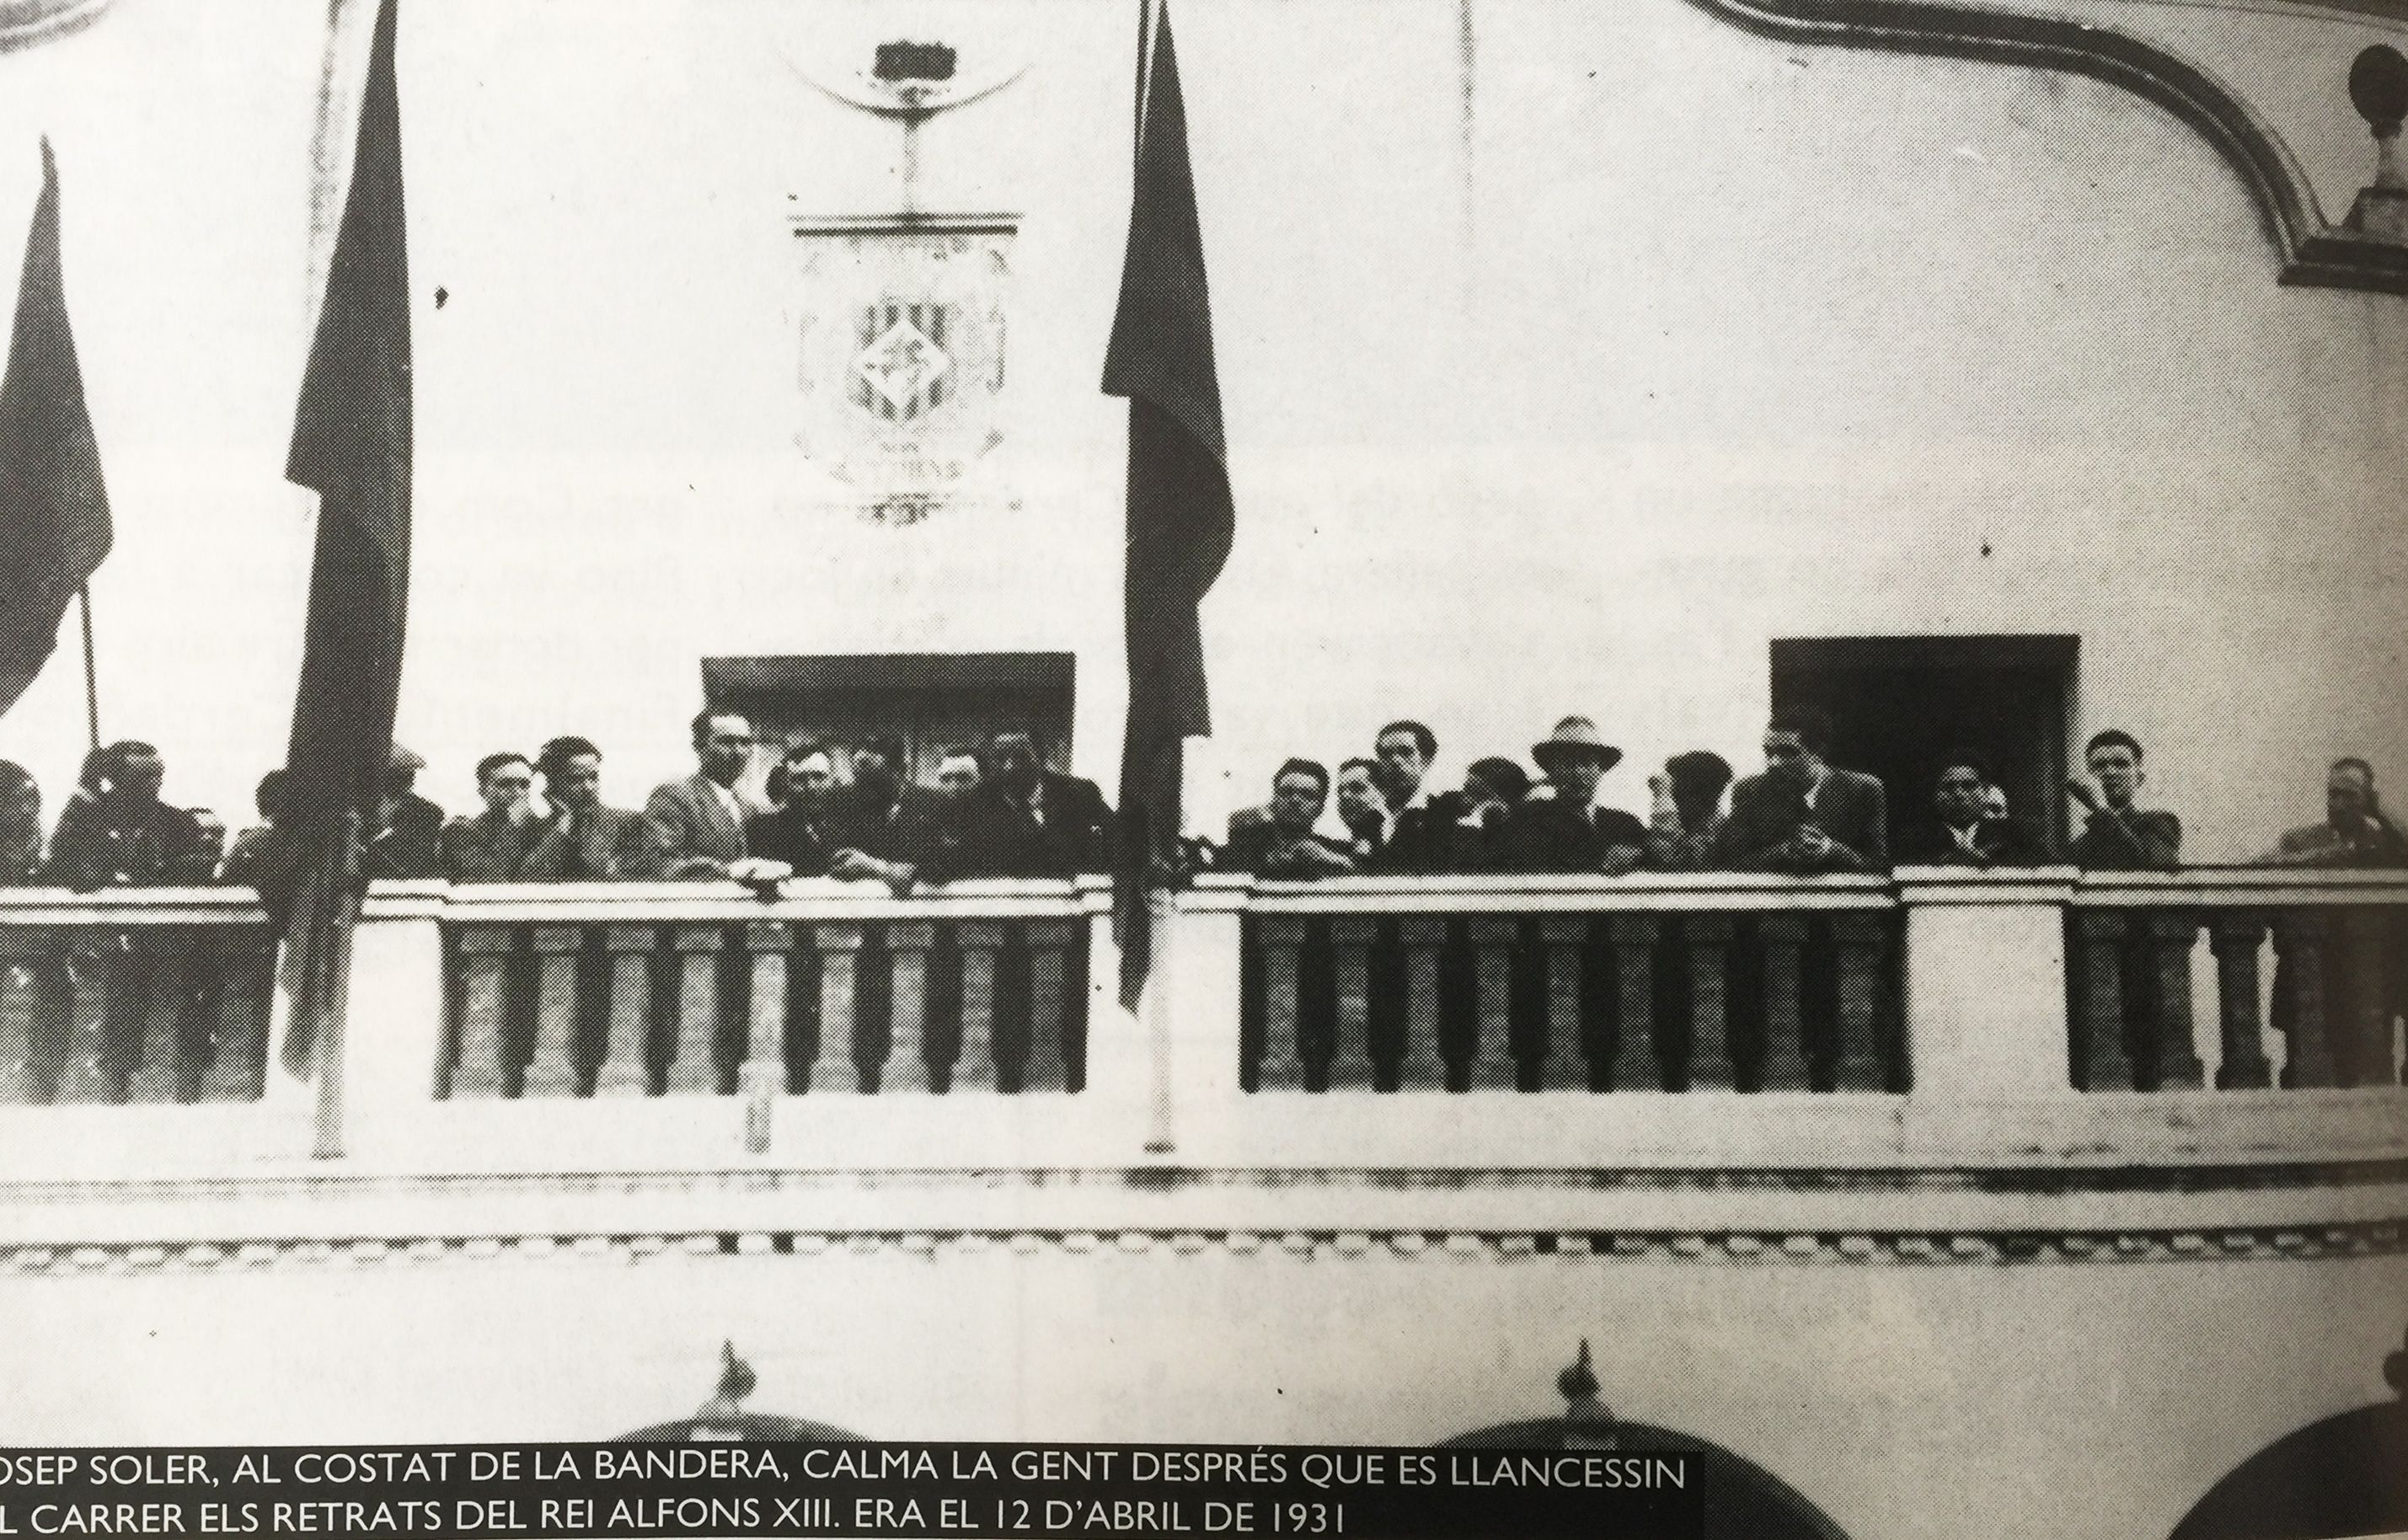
[0,138,111,721]
[278,0,411,1088]
[1102,3,1233,1009]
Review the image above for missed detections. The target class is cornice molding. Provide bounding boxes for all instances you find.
[1687,0,2408,293]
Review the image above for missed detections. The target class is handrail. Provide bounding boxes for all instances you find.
[1208,872,1897,914]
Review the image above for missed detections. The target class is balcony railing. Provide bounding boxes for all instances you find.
[0,868,2400,1179]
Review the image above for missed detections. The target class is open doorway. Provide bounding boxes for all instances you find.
[1769,636,2079,852]
[703,652,1076,783]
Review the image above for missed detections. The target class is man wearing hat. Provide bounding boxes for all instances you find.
[364,741,446,881]
[1505,717,1649,874]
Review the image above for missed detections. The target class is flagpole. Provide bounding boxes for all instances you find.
[75,585,98,751]
[1132,0,1152,174]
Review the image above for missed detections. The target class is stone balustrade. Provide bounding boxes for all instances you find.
[0,869,2400,1179]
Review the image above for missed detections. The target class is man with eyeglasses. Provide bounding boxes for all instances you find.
[641,709,773,881]
[440,751,548,883]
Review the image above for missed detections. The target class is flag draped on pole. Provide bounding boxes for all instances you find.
[277,0,411,1104]
[0,138,111,723]
[1102,2,1233,1010]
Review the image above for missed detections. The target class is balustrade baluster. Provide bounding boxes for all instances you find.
[2272,913,2336,1088]
[124,932,186,1104]
[211,929,276,1104]
[1829,913,1888,1092]
[595,926,656,1097]
[0,932,61,1104]
[954,921,1003,1093]
[1537,918,1586,1093]
[1364,922,1406,1091]
[450,926,516,1099]
[2209,913,2272,1089]
[813,923,864,1094]
[1683,916,1734,1091]
[921,926,961,1091]
[57,938,123,1104]
[523,926,584,1098]
[741,921,789,1147]
[884,922,934,1095]
[666,924,725,1095]
[990,927,1035,1093]
[1022,918,1077,1093]
[1468,918,1521,1091]
[784,930,824,1094]
[2328,907,2392,1088]
[1254,917,1306,1092]
[1326,917,1375,1091]
[2074,912,2133,1092]
[1608,916,1659,1091]
[2144,912,2204,1090]
[1758,914,1809,1093]
[1400,918,1448,1090]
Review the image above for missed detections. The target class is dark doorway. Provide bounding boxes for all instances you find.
[704,652,1076,783]
[1770,636,2079,853]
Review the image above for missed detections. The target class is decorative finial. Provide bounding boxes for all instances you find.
[696,1340,758,1421]
[1557,1339,1618,1451]
[2384,1325,2407,1399]
[2346,46,2408,239]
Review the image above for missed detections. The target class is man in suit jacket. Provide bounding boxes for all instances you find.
[1714,709,1888,874]
[365,743,445,881]
[440,751,549,883]
[46,741,215,889]
[1899,755,2054,867]
[824,734,950,888]
[964,727,1116,879]
[522,737,653,880]
[1223,758,1356,879]
[2257,757,2408,868]
[2065,729,2180,871]
[1505,717,1648,874]
[744,736,842,879]
[1365,719,1470,874]
[641,709,767,880]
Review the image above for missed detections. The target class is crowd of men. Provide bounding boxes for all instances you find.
[0,707,2401,896]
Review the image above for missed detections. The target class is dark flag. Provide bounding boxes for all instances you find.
[1103,3,1233,1011]
[277,0,412,1104]
[0,139,111,721]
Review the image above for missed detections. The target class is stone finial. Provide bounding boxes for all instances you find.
[1558,1339,1619,1451]
[696,1339,758,1421]
[2346,46,2408,238]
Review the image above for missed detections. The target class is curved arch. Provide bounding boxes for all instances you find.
[0,0,110,53]
[2168,1401,2408,1540]
[1683,0,2408,292]
[1438,1420,1853,1540]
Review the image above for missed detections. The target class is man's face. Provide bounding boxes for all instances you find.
[852,750,899,799]
[2329,767,2373,828]
[1374,731,1426,805]
[1271,772,1324,834]
[1763,732,1817,789]
[787,752,835,807]
[192,812,227,857]
[698,716,753,784]
[548,754,602,814]
[1936,766,1987,826]
[937,755,982,801]
[989,734,1041,794]
[1335,767,1383,832]
[2088,744,2142,807]
[1546,754,1603,805]
[480,760,535,816]
[117,752,165,802]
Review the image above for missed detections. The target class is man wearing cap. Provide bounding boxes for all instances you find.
[364,742,445,881]
[1715,709,1887,874]
[1504,717,1649,874]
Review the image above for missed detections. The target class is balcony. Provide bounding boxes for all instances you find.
[0,868,2398,1187]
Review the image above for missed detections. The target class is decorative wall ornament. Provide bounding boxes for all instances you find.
[789,213,1016,526]
[1684,0,2408,293]
[0,0,110,53]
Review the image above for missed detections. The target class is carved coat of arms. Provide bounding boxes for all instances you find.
[790,216,1014,524]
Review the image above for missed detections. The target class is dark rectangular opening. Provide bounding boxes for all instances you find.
[702,652,1076,783]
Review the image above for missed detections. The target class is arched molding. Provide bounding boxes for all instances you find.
[1437,1420,1854,1540]
[1685,0,2408,292]
[2168,1401,2408,1538]
[0,0,110,53]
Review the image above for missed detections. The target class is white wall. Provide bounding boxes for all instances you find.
[0,0,2400,857]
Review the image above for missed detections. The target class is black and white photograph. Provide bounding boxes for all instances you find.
[0,0,2405,1535]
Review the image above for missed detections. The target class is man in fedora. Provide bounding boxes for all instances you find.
[1715,707,1888,874]
[1505,717,1649,874]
